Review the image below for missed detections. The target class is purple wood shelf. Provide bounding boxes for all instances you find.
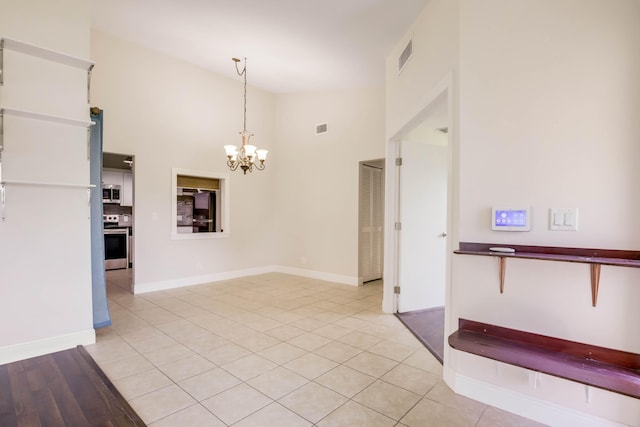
[454,242,640,306]
[448,319,640,399]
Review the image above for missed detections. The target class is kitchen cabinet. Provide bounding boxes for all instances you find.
[102,169,123,187]
[121,171,133,207]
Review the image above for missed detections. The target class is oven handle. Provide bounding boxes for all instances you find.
[104,229,128,235]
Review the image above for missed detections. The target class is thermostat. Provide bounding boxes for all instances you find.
[491,207,531,231]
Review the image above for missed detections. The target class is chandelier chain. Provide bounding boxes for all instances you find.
[235,57,248,132]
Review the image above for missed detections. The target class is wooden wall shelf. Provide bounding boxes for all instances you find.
[448,319,640,399]
[454,242,640,306]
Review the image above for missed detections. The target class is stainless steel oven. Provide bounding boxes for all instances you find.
[104,228,129,270]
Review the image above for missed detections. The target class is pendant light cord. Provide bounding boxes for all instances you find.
[234,57,248,132]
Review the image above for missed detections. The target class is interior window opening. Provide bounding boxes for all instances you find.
[172,169,229,239]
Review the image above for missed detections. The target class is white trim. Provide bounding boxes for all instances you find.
[0,329,96,365]
[1,106,94,128]
[134,265,274,294]
[2,180,94,189]
[171,232,231,240]
[383,71,456,319]
[134,265,359,294]
[387,73,454,141]
[382,138,400,313]
[1,36,95,70]
[453,373,628,427]
[171,168,230,238]
[273,266,358,286]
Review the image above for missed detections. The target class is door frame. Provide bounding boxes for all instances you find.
[101,151,136,294]
[358,159,385,285]
[382,72,456,325]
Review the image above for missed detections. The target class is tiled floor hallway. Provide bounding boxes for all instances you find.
[86,270,546,426]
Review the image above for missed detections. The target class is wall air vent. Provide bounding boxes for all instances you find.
[398,38,413,73]
[316,123,328,135]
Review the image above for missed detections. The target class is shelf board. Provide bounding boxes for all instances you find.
[1,37,94,71]
[455,242,640,268]
[1,180,95,189]
[1,107,94,128]
[454,242,640,306]
[449,318,640,399]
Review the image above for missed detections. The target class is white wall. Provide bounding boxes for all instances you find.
[458,0,640,248]
[383,0,459,313]
[91,30,279,292]
[385,0,459,139]
[273,88,385,283]
[0,0,94,363]
[386,0,640,425]
[91,32,385,291]
[454,2,640,423]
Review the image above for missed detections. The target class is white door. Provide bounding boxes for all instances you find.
[359,163,384,282]
[397,140,447,312]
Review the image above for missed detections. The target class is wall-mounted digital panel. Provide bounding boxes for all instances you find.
[492,207,531,231]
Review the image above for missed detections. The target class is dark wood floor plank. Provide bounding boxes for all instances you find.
[53,348,116,425]
[27,357,72,427]
[48,369,91,426]
[77,347,145,426]
[10,354,71,426]
[0,364,18,427]
[34,388,68,427]
[16,413,42,427]
[8,363,44,421]
[1,347,145,426]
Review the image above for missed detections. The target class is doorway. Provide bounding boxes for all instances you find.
[358,159,385,285]
[102,151,135,294]
[396,117,448,313]
[383,75,454,363]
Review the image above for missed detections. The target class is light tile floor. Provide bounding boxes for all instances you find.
[86,270,547,427]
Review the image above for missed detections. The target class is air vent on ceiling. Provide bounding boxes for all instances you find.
[398,39,413,73]
[316,123,328,135]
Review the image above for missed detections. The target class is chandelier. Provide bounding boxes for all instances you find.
[224,57,268,174]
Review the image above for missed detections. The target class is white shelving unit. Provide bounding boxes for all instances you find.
[0,106,94,127]
[0,36,95,221]
[1,37,95,101]
[0,107,95,162]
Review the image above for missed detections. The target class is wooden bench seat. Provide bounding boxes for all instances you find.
[448,319,640,399]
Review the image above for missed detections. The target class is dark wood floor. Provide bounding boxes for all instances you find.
[0,346,145,426]
[396,306,445,363]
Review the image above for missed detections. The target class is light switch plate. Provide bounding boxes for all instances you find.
[549,208,579,231]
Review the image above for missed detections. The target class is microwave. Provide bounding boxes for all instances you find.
[102,185,121,204]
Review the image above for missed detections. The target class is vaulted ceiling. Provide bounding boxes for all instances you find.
[91,0,430,93]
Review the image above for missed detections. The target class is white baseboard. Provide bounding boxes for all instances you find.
[453,373,627,427]
[273,266,359,286]
[134,265,359,294]
[134,265,276,294]
[0,329,96,365]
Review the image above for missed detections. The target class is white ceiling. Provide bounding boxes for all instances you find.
[91,0,430,94]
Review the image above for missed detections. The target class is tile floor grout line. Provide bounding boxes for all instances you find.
[96,271,544,427]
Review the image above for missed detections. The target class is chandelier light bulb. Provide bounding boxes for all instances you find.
[224,145,238,157]
[256,149,268,162]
